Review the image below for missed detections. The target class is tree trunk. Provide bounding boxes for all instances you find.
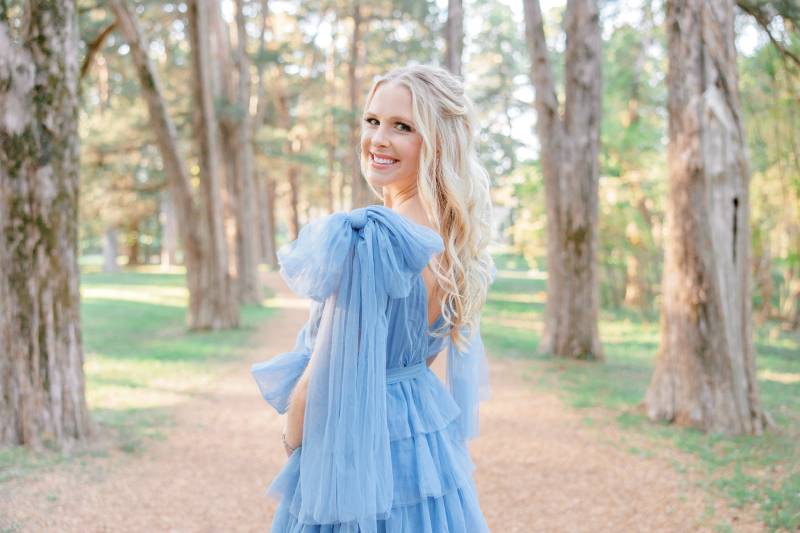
[253,0,278,269]
[230,0,262,304]
[187,0,239,329]
[325,20,338,214]
[111,0,238,330]
[444,0,464,76]
[644,0,769,434]
[348,2,369,209]
[523,0,603,360]
[288,166,301,241]
[272,68,302,240]
[103,227,120,273]
[211,6,242,304]
[0,2,94,449]
[256,170,278,267]
[126,220,140,266]
[159,191,178,268]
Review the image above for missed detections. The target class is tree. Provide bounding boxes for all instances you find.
[186,0,240,327]
[111,0,239,330]
[213,0,262,305]
[644,0,771,434]
[348,1,369,209]
[522,0,604,360]
[0,1,94,448]
[444,0,464,76]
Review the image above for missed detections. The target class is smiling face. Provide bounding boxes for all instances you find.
[360,82,423,195]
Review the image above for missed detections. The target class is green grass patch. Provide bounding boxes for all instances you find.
[482,253,800,532]
[0,267,275,483]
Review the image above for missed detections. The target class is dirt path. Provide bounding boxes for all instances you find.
[0,273,763,532]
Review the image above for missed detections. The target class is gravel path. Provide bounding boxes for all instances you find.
[0,273,763,532]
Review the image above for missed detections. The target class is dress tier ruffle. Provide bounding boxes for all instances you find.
[251,206,491,533]
[266,364,489,533]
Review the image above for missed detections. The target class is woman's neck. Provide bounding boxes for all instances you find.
[383,189,432,229]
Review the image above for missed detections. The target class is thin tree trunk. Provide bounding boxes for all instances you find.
[644,0,769,434]
[0,1,94,449]
[159,191,178,268]
[126,220,140,266]
[256,170,278,267]
[253,0,278,268]
[187,0,239,329]
[523,0,603,360]
[272,68,302,240]
[111,0,237,330]
[444,0,464,76]
[288,166,300,241]
[211,6,242,302]
[325,16,338,214]
[348,3,368,209]
[103,227,120,273]
[232,0,262,304]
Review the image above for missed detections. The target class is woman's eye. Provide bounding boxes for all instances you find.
[364,117,411,132]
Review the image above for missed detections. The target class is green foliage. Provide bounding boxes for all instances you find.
[739,29,800,328]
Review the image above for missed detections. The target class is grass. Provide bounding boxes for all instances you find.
[482,251,800,533]
[0,266,275,483]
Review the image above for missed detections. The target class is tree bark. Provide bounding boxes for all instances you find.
[187,0,239,329]
[523,0,603,360]
[348,2,369,209]
[444,0,464,76]
[111,0,238,330]
[103,227,120,273]
[272,69,302,240]
[0,1,94,449]
[256,170,278,267]
[126,219,140,266]
[159,191,178,268]
[644,0,769,434]
[231,0,262,304]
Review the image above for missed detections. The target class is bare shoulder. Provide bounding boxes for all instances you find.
[421,251,444,327]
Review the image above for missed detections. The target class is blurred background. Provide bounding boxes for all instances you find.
[1,0,798,531]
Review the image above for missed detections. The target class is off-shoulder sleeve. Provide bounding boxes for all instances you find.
[261,206,443,532]
[445,262,497,441]
[250,300,322,415]
[249,213,352,415]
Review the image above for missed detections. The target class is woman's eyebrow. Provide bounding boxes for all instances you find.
[364,111,415,125]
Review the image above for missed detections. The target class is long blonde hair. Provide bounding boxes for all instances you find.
[360,64,494,351]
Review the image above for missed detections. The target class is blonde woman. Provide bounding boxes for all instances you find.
[252,64,495,532]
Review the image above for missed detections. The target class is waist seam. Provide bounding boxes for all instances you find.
[385,361,427,384]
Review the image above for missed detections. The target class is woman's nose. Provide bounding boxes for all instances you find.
[371,124,390,147]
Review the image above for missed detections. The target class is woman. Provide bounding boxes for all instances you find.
[251,64,495,533]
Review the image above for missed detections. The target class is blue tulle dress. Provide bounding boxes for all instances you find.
[251,205,492,533]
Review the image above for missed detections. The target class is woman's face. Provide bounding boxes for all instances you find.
[360,82,423,194]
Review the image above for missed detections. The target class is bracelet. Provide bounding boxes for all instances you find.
[282,432,300,453]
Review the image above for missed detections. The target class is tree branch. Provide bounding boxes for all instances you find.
[81,21,117,79]
[737,0,800,68]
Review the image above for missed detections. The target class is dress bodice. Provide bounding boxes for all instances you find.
[386,274,449,368]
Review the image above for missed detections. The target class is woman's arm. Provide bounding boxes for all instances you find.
[282,369,309,455]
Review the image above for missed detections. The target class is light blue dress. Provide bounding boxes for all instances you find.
[251,205,492,533]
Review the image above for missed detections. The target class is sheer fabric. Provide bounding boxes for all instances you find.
[251,205,491,532]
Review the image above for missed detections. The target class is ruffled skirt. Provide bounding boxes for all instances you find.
[265,363,490,533]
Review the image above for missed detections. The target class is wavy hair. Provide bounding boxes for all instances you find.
[359,64,494,352]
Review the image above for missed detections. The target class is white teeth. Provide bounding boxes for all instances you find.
[372,154,398,165]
